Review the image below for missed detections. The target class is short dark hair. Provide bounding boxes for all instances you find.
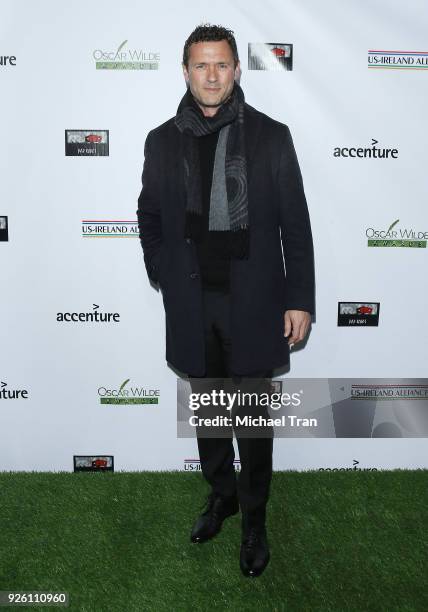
[182,23,239,68]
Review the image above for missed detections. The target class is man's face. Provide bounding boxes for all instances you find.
[182,40,241,117]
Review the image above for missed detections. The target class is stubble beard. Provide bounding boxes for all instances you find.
[189,83,235,111]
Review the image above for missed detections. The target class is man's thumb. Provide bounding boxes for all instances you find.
[284,315,291,337]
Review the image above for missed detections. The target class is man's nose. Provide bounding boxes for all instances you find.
[206,65,218,81]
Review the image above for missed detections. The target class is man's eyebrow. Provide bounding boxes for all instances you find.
[193,61,231,65]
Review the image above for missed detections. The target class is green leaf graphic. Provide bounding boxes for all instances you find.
[387,219,399,233]
[119,378,130,393]
[116,40,128,54]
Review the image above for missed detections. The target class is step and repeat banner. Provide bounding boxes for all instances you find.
[1,0,427,472]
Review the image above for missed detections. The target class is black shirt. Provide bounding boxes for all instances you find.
[196,129,231,292]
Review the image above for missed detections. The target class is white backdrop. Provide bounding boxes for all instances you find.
[1,0,427,471]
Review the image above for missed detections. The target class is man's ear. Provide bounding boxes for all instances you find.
[182,62,189,86]
[234,61,242,83]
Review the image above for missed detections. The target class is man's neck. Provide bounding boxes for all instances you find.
[195,100,222,118]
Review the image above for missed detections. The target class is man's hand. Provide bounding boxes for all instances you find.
[284,310,311,347]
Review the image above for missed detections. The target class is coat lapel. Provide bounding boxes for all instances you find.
[244,104,264,187]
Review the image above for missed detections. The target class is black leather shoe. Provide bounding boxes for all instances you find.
[240,526,270,577]
[190,492,239,543]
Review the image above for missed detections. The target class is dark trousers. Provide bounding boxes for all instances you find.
[189,289,273,528]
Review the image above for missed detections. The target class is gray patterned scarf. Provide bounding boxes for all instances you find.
[174,81,249,258]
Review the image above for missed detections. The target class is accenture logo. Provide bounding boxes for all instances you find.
[56,304,120,323]
[0,55,16,66]
[319,460,377,471]
[0,381,28,400]
[333,139,398,159]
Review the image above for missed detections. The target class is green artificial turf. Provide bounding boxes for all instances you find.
[0,471,427,612]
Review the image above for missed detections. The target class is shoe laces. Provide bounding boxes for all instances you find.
[244,527,261,550]
[201,493,223,523]
[199,492,215,511]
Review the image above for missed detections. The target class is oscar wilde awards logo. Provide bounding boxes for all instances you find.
[65,130,109,156]
[333,139,398,159]
[93,40,160,70]
[82,219,139,238]
[98,379,160,405]
[248,43,293,70]
[56,304,120,323]
[0,216,8,241]
[0,381,29,400]
[368,50,428,70]
[365,219,427,248]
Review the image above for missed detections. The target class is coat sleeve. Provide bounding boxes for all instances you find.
[277,125,315,315]
[136,129,163,284]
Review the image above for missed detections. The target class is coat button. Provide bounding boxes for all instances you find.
[190,272,198,279]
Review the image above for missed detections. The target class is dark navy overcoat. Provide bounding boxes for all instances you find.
[137,103,315,376]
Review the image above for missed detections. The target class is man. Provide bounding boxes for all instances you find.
[137,24,315,578]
